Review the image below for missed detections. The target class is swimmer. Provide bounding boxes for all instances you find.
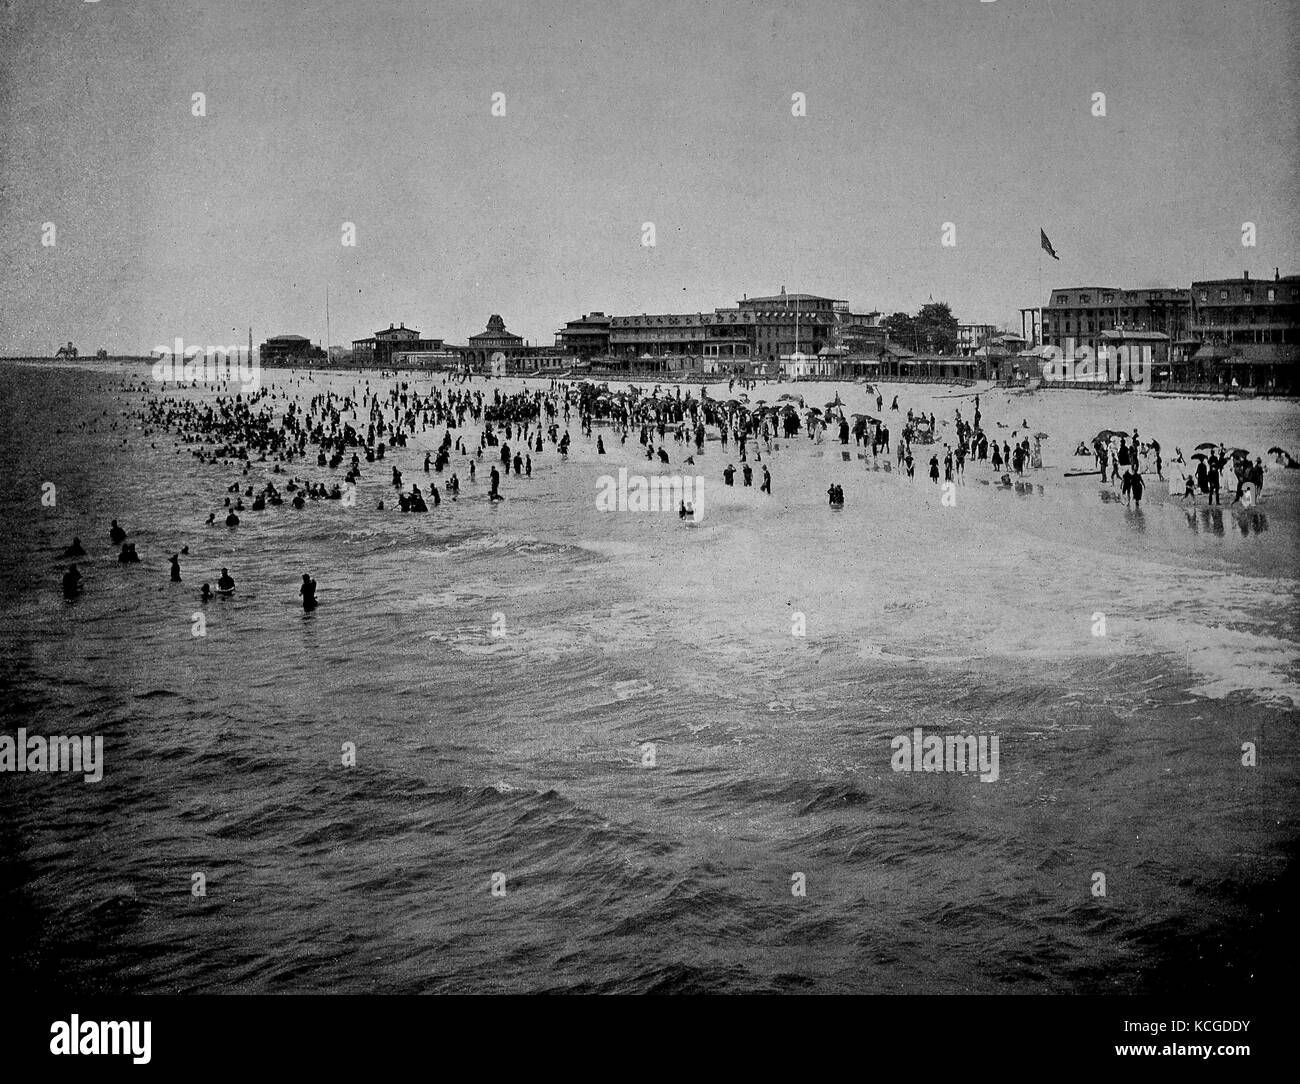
[170,554,181,582]
[300,572,318,611]
[118,542,140,564]
[226,511,240,526]
[62,536,86,558]
[200,583,212,603]
[217,568,235,592]
[62,564,82,598]
[206,513,216,525]
[109,520,126,544]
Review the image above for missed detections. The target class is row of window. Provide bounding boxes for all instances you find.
[1052,289,1295,306]
[1198,288,1292,303]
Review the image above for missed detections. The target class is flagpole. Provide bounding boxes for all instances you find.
[1037,244,1042,349]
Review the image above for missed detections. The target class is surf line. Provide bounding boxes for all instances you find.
[0,728,103,783]
[890,727,999,783]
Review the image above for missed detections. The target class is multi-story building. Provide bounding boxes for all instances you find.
[554,312,612,358]
[1040,286,1191,360]
[458,314,525,368]
[957,324,998,356]
[452,315,567,373]
[1188,271,1300,389]
[352,324,444,367]
[557,289,882,375]
[259,334,326,362]
[737,291,843,362]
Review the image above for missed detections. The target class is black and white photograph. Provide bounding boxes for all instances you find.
[0,0,1295,1063]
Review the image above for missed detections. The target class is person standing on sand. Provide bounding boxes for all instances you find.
[1250,457,1265,497]
[761,465,771,494]
[1130,469,1144,510]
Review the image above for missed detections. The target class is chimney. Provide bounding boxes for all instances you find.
[1244,271,1249,282]
[1276,268,1280,281]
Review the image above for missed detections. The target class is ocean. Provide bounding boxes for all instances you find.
[1,361,1296,993]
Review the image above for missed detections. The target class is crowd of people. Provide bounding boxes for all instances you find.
[56,369,1290,608]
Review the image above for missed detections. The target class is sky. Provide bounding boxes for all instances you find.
[1,0,1297,354]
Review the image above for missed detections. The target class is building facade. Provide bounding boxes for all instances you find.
[352,324,445,367]
[1040,286,1191,360]
[459,314,525,367]
[555,289,882,376]
[260,334,326,362]
[1188,272,1300,388]
[956,324,998,356]
[554,313,612,358]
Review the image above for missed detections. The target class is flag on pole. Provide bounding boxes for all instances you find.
[1040,229,1059,260]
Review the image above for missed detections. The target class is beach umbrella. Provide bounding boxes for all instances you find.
[1194,442,1218,451]
[1267,445,1287,456]
[807,406,823,416]
[1190,453,1208,461]
[1034,431,1050,440]
[1095,429,1124,442]
[1231,447,1250,459]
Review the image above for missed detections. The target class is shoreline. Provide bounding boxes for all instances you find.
[3,356,1295,402]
